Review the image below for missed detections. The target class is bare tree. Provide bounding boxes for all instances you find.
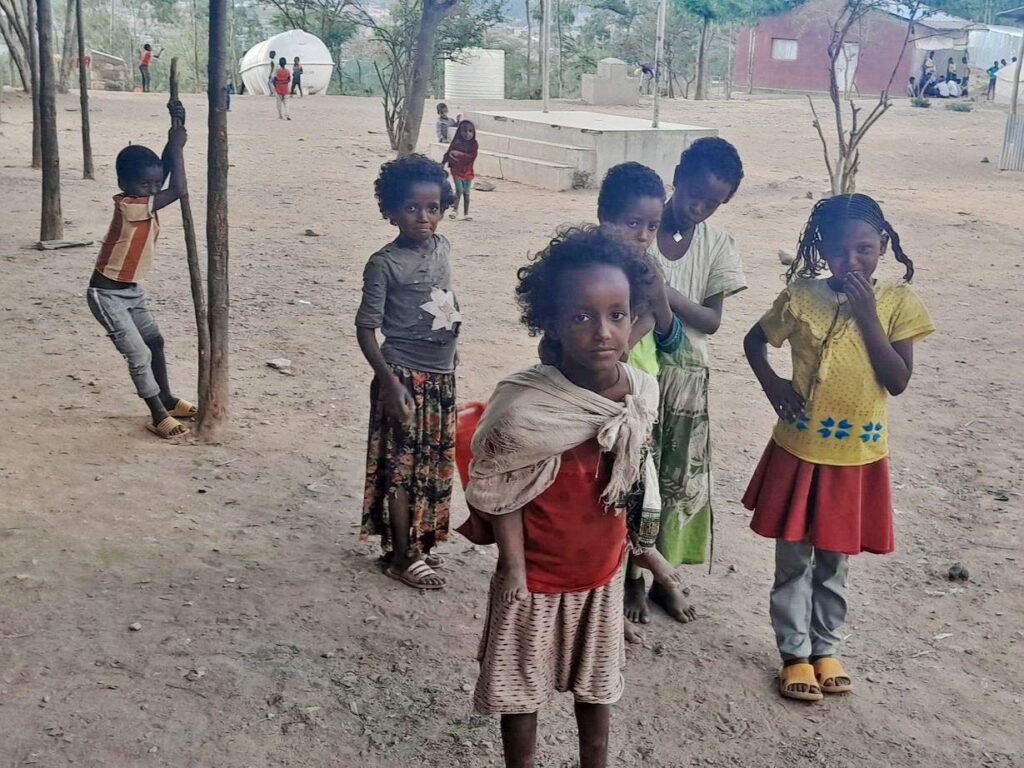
[396,0,458,155]
[808,0,922,195]
[59,0,74,92]
[202,0,230,437]
[26,0,41,168]
[75,0,92,179]
[0,0,31,90]
[37,0,62,241]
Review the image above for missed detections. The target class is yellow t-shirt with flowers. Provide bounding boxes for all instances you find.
[760,278,934,466]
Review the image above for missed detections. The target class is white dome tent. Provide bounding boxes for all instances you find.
[240,30,334,96]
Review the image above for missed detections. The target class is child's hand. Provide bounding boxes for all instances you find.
[168,100,186,126]
[763,374,805,423]
[499,564,528,604]
[382,377,415,423]
[844,272,877,324]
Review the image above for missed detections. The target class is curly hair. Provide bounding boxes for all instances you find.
[115,144,162,184]
[597,162,666,223]
[515,225,652,337]
[789,193,914,283]
[374,153,455,219]
[673,136,744,196]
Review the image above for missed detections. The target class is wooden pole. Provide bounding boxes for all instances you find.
[37,0,62,241]
[191,0,201,93]
[747,25,756,95]
[541,0,550,112]
[202,0,229,435]
[652,0,666,127]
[169,58,210,417]
[26,0,41,168]
[76,0,93,179]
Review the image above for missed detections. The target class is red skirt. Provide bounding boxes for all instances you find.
[743,441,894,555]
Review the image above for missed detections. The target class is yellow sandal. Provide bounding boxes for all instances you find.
[778,663,824,702]
[146,416,190,439]
[167,399,198,419]
[814,657,853,694]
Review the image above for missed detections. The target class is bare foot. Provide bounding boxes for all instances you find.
[499,566,528,604]
[632,548,684,591]
[649,580,697,623]
[624,618,644,644]
[623,574,650,624]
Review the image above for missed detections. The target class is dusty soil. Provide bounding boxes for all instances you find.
[0,88,1022,768]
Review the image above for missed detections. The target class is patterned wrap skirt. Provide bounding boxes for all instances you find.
[474,569,626,715]
[360,364,456,555]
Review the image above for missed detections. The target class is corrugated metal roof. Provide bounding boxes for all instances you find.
[877,1,976,31]
[995,5,1024,21]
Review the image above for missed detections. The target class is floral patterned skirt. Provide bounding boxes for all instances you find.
[654,358,712,566]
[360,364,456,555]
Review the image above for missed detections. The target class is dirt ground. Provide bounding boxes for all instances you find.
[1,87,1022,768]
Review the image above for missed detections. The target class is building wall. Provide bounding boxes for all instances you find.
[734,0,919,96]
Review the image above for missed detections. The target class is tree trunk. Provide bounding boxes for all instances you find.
[694,15,709,101]
[525,0,532,97]
[59,0,73,92]
[555,0,563,98]
[746,25,756,95]
[201,0,230,437]
[75,0,92,178]
[26,0,41,168]
[191,0,201,93]
[169,58,210,426]
[395,0,456,156]
[36,0,62,240]
[0,9,30,90]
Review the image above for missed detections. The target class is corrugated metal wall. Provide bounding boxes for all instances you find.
[999,114,1024,172]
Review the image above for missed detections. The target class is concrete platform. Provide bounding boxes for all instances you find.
[465,110,716,188]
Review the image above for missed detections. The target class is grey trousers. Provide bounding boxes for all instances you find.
[770,539,849,661]
[87,284,163,399]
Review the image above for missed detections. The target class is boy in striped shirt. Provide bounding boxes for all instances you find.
[87,101,195,438]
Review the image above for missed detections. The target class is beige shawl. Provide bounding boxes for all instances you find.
[465,364,660,524]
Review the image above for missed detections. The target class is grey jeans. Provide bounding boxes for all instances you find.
[770,539,850,661]
[87,284,163,399]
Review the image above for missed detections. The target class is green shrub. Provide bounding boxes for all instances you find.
[946,102,973,112]
[910,97,931,108]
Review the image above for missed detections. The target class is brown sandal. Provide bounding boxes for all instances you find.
[814,657,853,694]
[778,663,823,702]
[146,416,190,439]
[386,559,445,590]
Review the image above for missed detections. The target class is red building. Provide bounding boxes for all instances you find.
[734,0,975,96]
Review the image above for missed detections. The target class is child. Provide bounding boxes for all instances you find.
[268,50,277,93]
[87,101,195,439]
[465,226,660,768]
[742,194,933,702]
[638,137,746,624]
[356,154,461,590]
[435,102,459,142]
[139,44,161,93]
[443,120,478,221]
[273,57,291,120]
[225,80,235,112]
[291,57,304,96]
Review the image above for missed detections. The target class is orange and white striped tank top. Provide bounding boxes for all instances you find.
[94,195,160,283]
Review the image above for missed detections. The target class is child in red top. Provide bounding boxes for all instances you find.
[273,57,291,120]
[465,226,661,768]
[442,120,478,220]
[138,43,161,92]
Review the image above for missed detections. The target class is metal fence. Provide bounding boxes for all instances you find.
[999,113,1024,172]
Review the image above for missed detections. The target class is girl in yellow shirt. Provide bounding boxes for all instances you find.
[742,194,934,703]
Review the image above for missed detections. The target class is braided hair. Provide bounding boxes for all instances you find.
[789,193,914,283]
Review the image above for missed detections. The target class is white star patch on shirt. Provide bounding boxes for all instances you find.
[420,287,462,331]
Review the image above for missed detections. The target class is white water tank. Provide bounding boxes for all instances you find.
[239,30,334,96]
[444,48,505,100]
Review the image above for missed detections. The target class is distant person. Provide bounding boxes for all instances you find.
[957,55,969,88]
[945,56,956,81]
[936,79,950,98]
[139,43,162,93]
[1001,59,1008,67]
[947,79,961,98]
[921,51,935,86]
[273,57,291,120]
[443,120,478,221]
[268,50,277,94]
[435,103,459,142]
[907,76,917,97]
[988,61,1000,99]
[225,80,235,111]
[87,101,197,439]
[291,57,304,96]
